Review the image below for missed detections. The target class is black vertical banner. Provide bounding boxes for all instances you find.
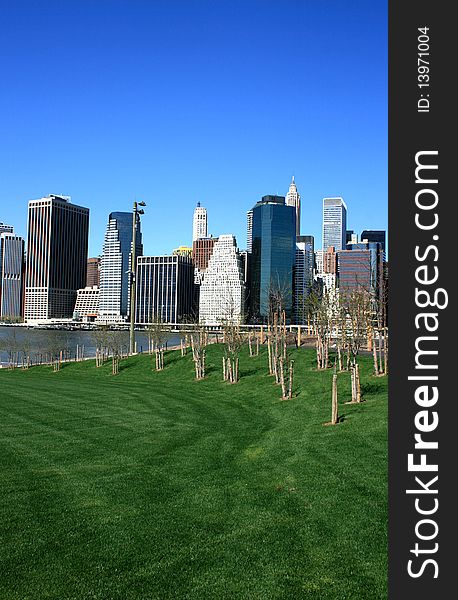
[389,2,453,599]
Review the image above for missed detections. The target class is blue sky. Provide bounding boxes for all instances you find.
[0,0,387,256]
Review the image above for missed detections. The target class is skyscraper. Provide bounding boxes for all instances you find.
[337,249,372,293]
[0,223,14,234]
[25,195,89,321]
[192,237,217,272]
[136,255,195,324]
[323,246,337,274]
[98,212,142,323]
[86,257,101,287]
[343,241,385,296]
[73,286,99,322]
[246,209,253,252]
[192,202,208,242]
[250,195,296,322]
[322,197,347,251]
[199,235,245,325]
[0,230,25,319]
[285,176,301,236]
[361,230,386,253]
[294,235,314,324]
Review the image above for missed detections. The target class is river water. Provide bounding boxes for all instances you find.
[0,326,182,365]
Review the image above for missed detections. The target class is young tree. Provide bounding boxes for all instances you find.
[190,325,207,380]
[1,329,19,369]
[180,334,189,357]
[266,284,295,399]
[305,290,336,370]
[247,330,259,357]
[221,318,243,383]
[106,330,128,375]
[47,331,64,372]
[371,273,388,376]
[146,314,170,371]
[340,288,371,403]
[219,292,245,384]
[92,327,110,367]
[19,334,32,369]
[324,361,340,425]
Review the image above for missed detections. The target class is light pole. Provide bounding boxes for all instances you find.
[129,200,146,355]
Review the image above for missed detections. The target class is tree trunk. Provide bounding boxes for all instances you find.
[288,360,294,399]
[350,363,356,403]
[279,357,286,399]
[267,338,272,374]
[331,366,339,424]
[227,357,233,383]
[383,327,388,375]
[355,362,361,403]
[372,329,379,376]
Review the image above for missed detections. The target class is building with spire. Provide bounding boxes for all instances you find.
[192,202,208,242]
[199,234,245,325]
[285,176,301,237]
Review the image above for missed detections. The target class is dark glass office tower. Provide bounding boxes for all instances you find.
[250,195,296,322]
[135,255,195,324]
[360,230,386,253]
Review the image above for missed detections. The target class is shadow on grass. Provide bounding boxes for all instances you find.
[361,380,385,396]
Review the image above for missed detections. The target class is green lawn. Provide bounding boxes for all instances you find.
[0,346,387,600]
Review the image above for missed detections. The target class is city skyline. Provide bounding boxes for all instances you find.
[2,185,387,261]
[0,1,387,257]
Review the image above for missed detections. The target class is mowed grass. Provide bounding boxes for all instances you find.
[0,346,387,600]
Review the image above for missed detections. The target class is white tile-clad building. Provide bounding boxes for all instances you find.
[0,231,25,319]
[73,286,99,322]
[199,234,245,325]
[192,202,208,242]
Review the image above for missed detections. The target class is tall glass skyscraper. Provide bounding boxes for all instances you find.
[135,255,195,324]
[25,195,89,321]
[0,230,25,319]
[98,212,143,323]
[361,230,386,253]
[294,235,314,324]
[250,195,296,322]
[246,209,253,253]
[322,197,347,251]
